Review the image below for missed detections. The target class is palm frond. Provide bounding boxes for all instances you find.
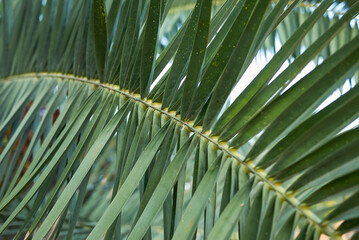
[0,0,359,239]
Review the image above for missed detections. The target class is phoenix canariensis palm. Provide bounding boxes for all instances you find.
[0,0,359,239]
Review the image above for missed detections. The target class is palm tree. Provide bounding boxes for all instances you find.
[0,0,358,239]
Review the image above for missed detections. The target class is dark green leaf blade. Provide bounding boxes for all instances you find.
[92,0,108,80]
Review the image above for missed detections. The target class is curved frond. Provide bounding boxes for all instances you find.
[0,0,359,239]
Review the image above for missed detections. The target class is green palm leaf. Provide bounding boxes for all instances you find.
[0,0,358,239]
